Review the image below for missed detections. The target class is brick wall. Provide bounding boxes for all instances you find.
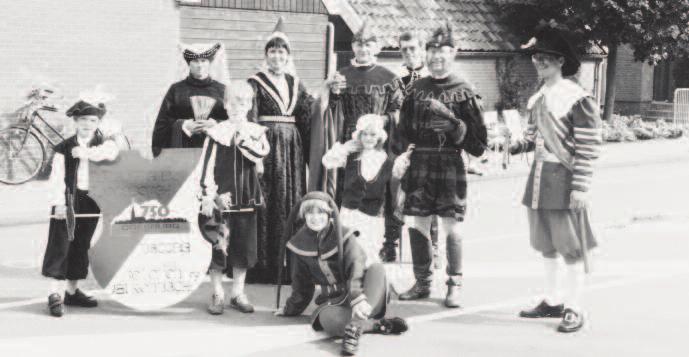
[0,0,182,150]
[614,44,654,115]
[180,7,329,91]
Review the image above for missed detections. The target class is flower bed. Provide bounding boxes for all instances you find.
[603,115,684,142]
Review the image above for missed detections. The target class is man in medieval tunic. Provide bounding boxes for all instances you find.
[510,28,602,333]
[379,31,442,264]
[394,23,488,308]
[310,21,404,255]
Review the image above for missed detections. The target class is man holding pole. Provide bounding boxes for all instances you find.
[510,27,602,333]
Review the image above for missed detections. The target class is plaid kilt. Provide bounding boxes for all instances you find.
[401,149,467,220]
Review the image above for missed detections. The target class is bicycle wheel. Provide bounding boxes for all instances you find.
[0,127,46,184]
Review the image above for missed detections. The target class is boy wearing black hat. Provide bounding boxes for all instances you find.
[510,27,602,333]
[42,100,119,317]
[395,22,488,308]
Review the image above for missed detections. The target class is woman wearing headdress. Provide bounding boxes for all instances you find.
[246,17,316,284]
[151,42,230,157]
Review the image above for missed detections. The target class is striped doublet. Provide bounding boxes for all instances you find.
[518,79,603,193]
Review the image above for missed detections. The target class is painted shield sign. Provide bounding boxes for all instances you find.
[88,149,210,311]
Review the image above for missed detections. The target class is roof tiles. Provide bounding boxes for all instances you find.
[346,0,519,52]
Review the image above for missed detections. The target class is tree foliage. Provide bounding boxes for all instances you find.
[499,0,689,63]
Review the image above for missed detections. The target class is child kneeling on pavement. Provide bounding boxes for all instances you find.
[275,192,408,356]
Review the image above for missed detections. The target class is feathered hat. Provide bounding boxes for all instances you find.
[426,20,458,49]
[182,42,222,63]
[352,20,378,44]
[65,87,113,119]
[66,100,106,119]
[520,27,581,77]
[265,16,291,53]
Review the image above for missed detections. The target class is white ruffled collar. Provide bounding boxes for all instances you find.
[527,79,589,119]
[350,58,377,67]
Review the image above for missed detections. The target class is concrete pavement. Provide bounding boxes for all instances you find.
[0,139,688,356]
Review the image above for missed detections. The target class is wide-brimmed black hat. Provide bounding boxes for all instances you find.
[521,28,580,77]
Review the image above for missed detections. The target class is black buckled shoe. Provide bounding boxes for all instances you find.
[557,308,584,333]
[519,300,564,318]
[48,293,63,317]
[379,243,397,263]
[375,317,408,335]
[398,281,431,301]
[341,323,363,356]
[64,289,98,308]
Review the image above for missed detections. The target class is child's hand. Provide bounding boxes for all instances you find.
[255,161,264,176]
[198,119,217,132]
[344,139,362,154]
[351,300,372,320]
[53,205,67,220]
[216,235,229,256]
[71,147,88,159]
[200,196,217,217]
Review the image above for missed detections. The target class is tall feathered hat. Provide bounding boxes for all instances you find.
[520,27,581,77]
[352,20,378,44]
[426,20,458,49]
[265,16,291,53]
[182,42,222,63]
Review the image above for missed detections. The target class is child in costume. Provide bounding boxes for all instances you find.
[198,80,270,315]
[42,100,119,317]
[321,114,412,267]
[275,192,408,356]
[511,28,602,333]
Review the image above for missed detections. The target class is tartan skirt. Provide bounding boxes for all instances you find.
[402,148,467,220]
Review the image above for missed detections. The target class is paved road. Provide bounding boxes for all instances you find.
[0,144,688,357]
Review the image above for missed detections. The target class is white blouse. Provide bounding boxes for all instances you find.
[49,138,119,206]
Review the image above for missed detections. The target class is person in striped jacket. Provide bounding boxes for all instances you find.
[509,27,602,333]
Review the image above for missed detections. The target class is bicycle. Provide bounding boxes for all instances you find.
[0,88,131,184]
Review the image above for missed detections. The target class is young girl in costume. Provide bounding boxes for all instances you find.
[321,114,412,267]
[275,192,408,356]
[198,80,270,315]
[42,100,119,317]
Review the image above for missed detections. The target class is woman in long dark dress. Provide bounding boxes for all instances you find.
[246,17,316,283]
[151,42,229,157]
